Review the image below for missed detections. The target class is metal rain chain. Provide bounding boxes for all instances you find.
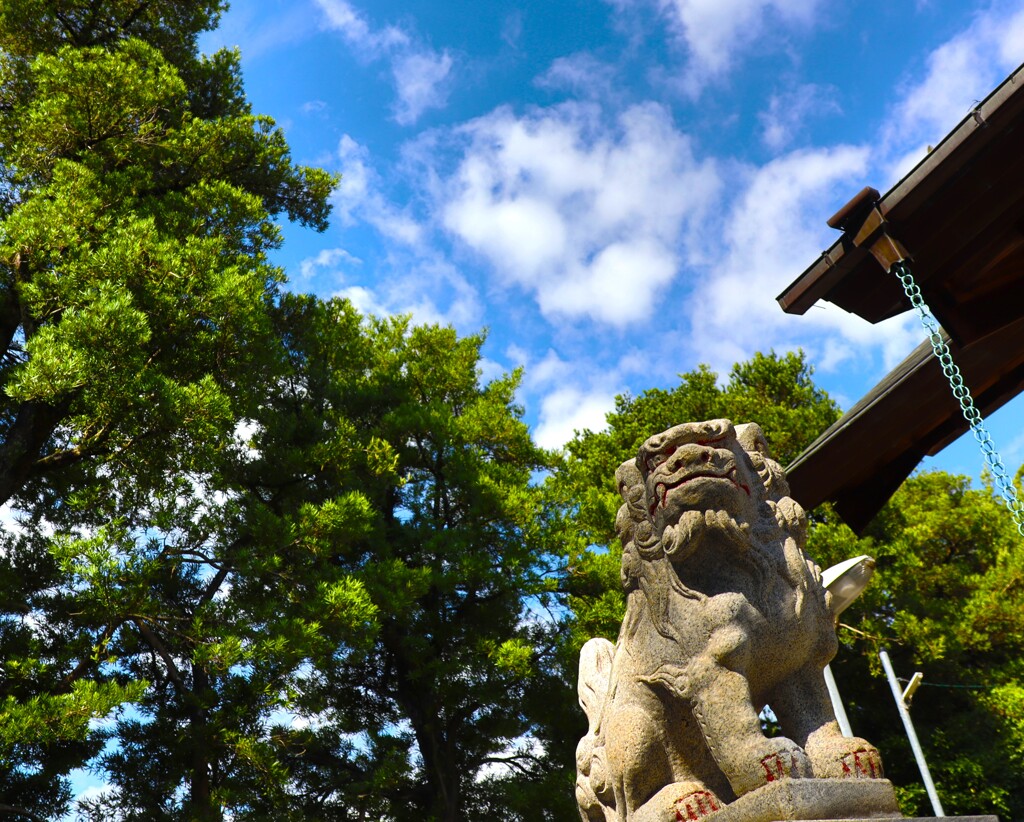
[892,259,1024,538]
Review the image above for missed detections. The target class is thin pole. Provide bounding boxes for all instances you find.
[879,649,945,817]
[823,663,854,737]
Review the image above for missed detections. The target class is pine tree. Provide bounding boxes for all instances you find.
[0,2,334,815]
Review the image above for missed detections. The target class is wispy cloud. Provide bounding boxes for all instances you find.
[313,0,407,53]
[336,258,483,330]
[439,101,721,327]
[608,0,824,93]
[882,3,1024,182]
[312,0,453,125]
[507,346,648,450]
[535,53,620,101]
[392,51,454,126]
[199,1,317,60]
[333,135,425,245]
[758,83,841,152]
[298,247,361,281]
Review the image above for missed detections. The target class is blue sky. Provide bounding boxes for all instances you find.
[191,0,1024,479]
[69,2,1024,806]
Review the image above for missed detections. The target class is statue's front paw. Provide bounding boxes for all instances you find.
[733,737,812,795]
[758,745,813,784]
[806,735,884,779]
[673,788,722,820]
[838,746,883,778]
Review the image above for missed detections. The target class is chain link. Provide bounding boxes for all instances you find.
[892,260,1024,537]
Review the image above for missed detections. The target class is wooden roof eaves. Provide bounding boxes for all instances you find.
[777,61,1024,317]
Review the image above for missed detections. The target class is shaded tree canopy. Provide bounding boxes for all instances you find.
[0,1,334,815]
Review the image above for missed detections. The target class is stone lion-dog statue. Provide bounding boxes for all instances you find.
[575,420,886,822]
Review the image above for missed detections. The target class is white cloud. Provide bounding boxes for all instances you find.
[535,53,619,100]
[336,285,389,318]
[758,83,841,151]
[335,255,482,330]
[679,144,928,375]
[510,347,654,450]
[312,0,408,53]
[882,4,1024,183]
[440,101,721,327]
[298,247,361,281]
[301,99,328,115]
[517,348,573,391]
[501,10,524,49]
[534,386,616,450]
[198,1,316,60]
[0,502,27,543]
[75,783,116,804]
[477,357,507,384]
[392,50,454,126]
[333,135,425,245]
[611,0,822,92]
[312,0,452,125]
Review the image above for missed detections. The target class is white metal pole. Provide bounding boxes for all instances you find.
[823,663,854,737]
[879,649,945,817]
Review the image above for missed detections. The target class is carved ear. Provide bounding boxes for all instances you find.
[616,458,650,535]
[736,422,792,501]
[735,422,769,457]
[615,459,642,499]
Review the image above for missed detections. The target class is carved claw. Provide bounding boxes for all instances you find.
[673,789,722,821]
[675,786,724,818]
[839,747,884,779]
[805,734,884,780]
[732,738,813,795]
[759,751,799,783]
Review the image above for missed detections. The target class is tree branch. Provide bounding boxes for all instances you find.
[132,617,188,691]
[0,803,49,822]
[0,398,72,507]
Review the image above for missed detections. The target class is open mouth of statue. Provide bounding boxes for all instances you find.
[650,468,749,516]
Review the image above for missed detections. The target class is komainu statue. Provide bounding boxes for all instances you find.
[575,420,894,822]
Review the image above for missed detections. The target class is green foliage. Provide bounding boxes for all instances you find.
[0,2,334,816]
[253,309,563,821]
[809,472,1024,818]
[40,295,565,821]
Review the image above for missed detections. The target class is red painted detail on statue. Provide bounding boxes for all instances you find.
[675,791,720,820]
[761,754,785,782]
